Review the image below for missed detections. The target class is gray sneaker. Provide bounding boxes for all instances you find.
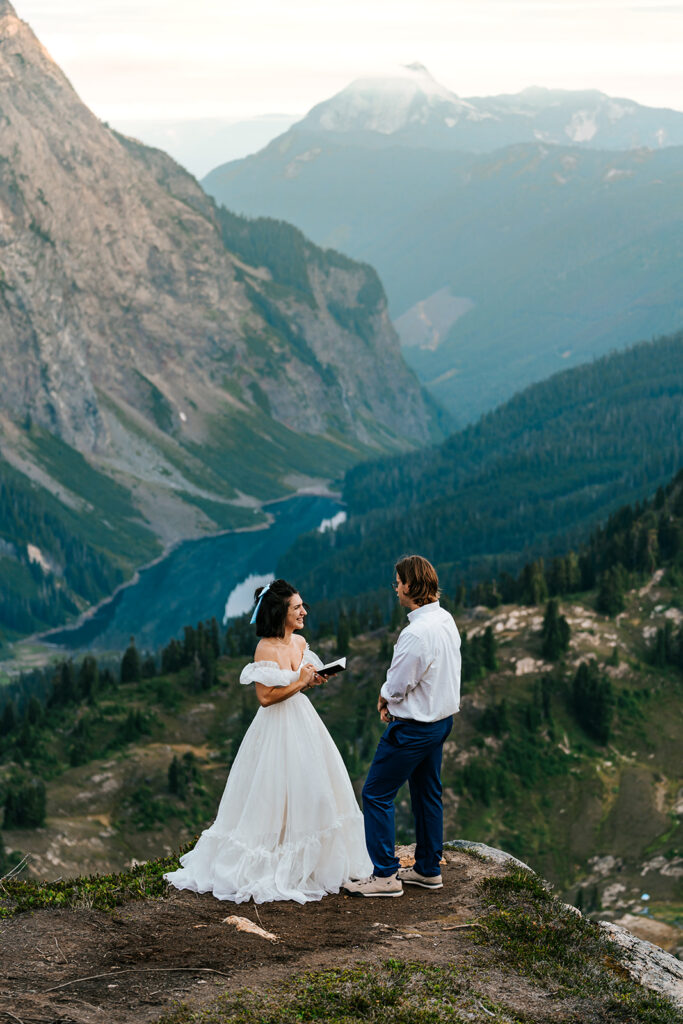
[397,867,443,889]
[343,873,403,897]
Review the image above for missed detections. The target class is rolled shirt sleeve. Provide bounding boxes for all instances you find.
[380,632,428,704]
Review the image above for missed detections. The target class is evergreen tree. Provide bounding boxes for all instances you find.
[566,551,582,592]
[78,655,99,701]
[540,675,554,722]
[519,560,548,606]
[69,714,92,766]
[461,631,484,684]
[26,695,43,726]
[210,617,221,659]
[119,708,148,742]
[183,625,197,664]
[337,612,351,656]
[482,626,498,670]
[224,614,255,657]
[390,602,404,630]
[141,655,157,679]
[199,647,216,690]
[52,660,77,706]
[191,652,205,691]
[3,777,46,827]
[0,700,16,737]
[168,752,199,799]
[548,557,569,597]
[596,565,627,616]
[120,637,142,684]
[100,667,117,691]
[572,660,614,743]
[168,755,183,797]
[541,598,571,660]
[161,638,183,673]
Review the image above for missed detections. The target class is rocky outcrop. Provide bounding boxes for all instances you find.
[443,839,532,871]
[0,0,435,505]
[600,921,683,1008]
[445,840,683,1008]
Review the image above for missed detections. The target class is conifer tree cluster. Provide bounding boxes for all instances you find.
[461,626,498,685]
[648,620,683,673]
[2,776,46,828]
[541,599,571,660]
[160,618,221,690]
[572,661,615,744]
[0,461,127,638]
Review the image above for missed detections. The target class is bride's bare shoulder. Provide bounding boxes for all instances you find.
[254,637,275,661]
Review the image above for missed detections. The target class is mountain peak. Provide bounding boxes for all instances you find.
[297,64,473,135]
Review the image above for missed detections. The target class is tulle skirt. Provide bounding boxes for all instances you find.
[164,692,372,904]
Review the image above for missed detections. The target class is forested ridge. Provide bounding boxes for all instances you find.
[0,454,142,643]
[277,332,683,602]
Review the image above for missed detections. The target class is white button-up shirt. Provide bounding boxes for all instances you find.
[380,601,461,723]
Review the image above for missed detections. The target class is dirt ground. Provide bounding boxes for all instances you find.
[0,851,643,1024]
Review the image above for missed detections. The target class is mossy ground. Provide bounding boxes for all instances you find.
[5,852,678,1024]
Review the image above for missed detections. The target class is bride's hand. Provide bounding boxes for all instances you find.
[299,663,318,688]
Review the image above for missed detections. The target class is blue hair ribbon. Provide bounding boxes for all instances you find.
[250,582,271,624]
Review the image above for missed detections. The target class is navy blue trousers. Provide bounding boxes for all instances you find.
[362,716,453,878]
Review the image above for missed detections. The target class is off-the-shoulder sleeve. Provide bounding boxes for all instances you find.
[303,645,324,670]
[239,661,299,687]
[239,645,324,687]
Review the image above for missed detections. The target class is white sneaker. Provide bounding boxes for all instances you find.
[343,873,404,897]
[397,867,443,889]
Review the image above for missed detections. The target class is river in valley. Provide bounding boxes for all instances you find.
[44,494,343,653]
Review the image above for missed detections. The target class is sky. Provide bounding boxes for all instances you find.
[12,0,683,122]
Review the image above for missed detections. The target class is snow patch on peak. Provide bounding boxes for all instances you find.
[308,64,472,135]
[565,111,598,143]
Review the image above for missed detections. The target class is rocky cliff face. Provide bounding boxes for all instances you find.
[0,0,435,532]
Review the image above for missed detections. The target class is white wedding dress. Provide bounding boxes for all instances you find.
[164,646,372,904]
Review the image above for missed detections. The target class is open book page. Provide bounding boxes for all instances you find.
[318,656,347,678]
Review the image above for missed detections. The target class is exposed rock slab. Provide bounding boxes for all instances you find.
[600,920,683,1008]
[443,839,533,872]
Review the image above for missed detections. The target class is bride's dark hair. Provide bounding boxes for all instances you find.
[253,578,301,638]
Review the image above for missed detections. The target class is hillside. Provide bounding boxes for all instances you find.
[1,475,682,963]
[203,70,683,419]
[0,0,437,642]
[277,333,683,604]
[2,846,682,1024]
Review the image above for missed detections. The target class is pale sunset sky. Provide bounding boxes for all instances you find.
[11,0,683,121]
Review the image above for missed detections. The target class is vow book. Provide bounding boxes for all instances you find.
[318,657,347,678]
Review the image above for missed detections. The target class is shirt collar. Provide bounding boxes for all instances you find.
[407,600,440,622]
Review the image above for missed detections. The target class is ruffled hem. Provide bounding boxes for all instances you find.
[164,811,372,905]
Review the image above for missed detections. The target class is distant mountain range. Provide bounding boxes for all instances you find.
[0,1,437,641]
[285,64,683,151]
[278,332,683,604]
[203,65,683,423]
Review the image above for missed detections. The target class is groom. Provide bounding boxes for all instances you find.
[345,555,461,897]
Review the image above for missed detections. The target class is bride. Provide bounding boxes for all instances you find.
[164,578,372,904]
